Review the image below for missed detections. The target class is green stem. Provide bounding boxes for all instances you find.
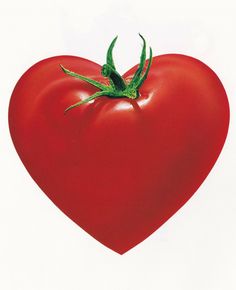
[137,47,153,89]
[60,65,107,91]
[61,34,153,113]
[129,34,146,87]
[106,36,118,70]
[64,91,109,113]
[102,64,126,91]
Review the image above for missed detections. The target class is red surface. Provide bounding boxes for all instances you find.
[9,54,229,254]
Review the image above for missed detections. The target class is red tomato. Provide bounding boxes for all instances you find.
[9,37,229,254]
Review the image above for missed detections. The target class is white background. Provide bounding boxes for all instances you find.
[1,0,236,289]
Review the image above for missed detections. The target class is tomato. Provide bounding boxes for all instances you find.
[9,36,229,254]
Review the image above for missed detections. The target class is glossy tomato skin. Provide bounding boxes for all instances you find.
[9,54,229,254]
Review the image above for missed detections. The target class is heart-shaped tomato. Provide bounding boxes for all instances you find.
[9,36,229,254]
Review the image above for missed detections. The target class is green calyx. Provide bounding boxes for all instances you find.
[61,34,153,113]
